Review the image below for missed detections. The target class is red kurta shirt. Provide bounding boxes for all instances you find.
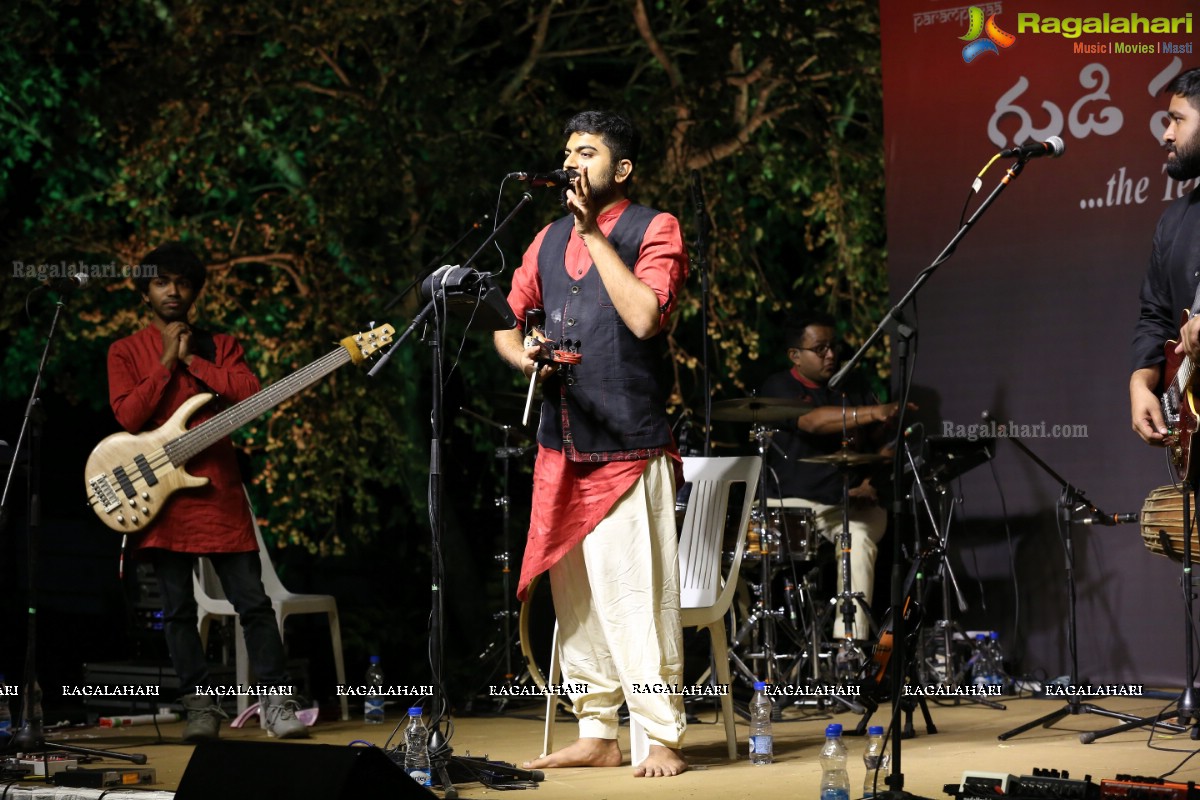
[507,200,688,600]
[107,325,261,553]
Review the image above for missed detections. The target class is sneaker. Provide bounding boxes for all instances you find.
[181,693,227,743]
[261,694,310,739]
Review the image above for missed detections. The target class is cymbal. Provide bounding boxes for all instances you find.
[799,449,890,467]
[710,397,813,423]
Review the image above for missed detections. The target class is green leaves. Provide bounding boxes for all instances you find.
[0,0,888,551]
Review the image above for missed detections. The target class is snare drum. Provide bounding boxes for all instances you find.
[740,507,820,562]
[1141,484,1198,561]
[773,507,819,562]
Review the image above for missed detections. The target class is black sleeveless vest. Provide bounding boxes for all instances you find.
[535,204,673,454]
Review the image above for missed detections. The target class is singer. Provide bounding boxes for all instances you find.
[1131,67,1200,447]
[106,242,309,742]
[493,111,689,777]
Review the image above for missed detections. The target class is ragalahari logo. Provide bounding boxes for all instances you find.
[960,6,1017,62]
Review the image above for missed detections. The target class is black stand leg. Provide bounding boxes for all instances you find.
[998,474,1186,741]
[1072,479,1200,744]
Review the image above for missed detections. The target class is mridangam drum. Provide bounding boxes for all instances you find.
[1140,484,1198,561]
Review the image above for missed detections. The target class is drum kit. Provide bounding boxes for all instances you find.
[467,392,995,721]
[708,396,891,702]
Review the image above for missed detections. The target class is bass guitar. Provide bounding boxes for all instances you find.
[1164,309,1199,483]
[84,323,394,533]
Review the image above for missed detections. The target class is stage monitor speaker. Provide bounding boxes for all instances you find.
[176,740,436,799]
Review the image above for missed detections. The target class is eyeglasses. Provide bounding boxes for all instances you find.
[797,343,836,357]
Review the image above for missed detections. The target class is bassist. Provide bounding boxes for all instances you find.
[1131,68,1200,455]
[107,242,308,742]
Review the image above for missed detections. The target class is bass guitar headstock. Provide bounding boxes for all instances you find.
[341,323,396,364]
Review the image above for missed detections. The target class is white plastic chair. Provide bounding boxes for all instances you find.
[193,490,350,721]
[541,455,761,764]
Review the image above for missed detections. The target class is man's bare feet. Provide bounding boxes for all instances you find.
[633,744,688,778]
[523,737,622,769]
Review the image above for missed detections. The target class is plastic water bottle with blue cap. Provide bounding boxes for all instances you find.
[819,722,850,800]
[749,680,773,765]
[404,707,432,787]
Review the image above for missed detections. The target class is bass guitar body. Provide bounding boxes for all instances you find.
[85,394,214,531]
[1163,310,1199,484]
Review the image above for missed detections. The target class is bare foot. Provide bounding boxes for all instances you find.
[523,737,622,769]
[633,744,688,777]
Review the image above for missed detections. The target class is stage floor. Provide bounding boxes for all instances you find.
[26,694,1200,797]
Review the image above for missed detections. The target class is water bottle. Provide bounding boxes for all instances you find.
[749,681,773,765]
[987,631,1006,692]
[862,725,890,798]
[819,723,850,800]
[403,707,432,787]
[0,674,11,742]
[969,633,989,687]
[364,656,385,724]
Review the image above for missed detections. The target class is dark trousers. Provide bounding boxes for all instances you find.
[150,549,289,696]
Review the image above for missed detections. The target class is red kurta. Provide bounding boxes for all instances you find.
[107,325,261,553]
[507,200,688,601]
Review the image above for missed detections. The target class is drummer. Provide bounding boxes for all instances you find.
[759,312,909,641]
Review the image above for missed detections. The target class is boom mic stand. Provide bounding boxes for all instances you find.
[830,155,1040,800]
[0,293,145,765]
[370,193,542,797]
[994,416,1184,741]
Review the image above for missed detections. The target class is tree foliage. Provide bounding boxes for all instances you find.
[0,0,886,556]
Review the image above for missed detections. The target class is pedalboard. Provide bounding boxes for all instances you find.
[948,768,1099,800]
[1100,775,1199,800]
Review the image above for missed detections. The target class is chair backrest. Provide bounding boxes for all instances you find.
[676,456,761,610]
[194,488,286,602]
[195,554,228,604]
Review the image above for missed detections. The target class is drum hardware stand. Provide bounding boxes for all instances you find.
[744,426,797,693]
[795,442,883,697]
[1077,478,1199,744]
[994,417,1182,741]
[742,427,865,716]
[456,406,537,712]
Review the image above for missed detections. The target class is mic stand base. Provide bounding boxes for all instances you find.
[997,696,1187,742]
[9,723,147,764]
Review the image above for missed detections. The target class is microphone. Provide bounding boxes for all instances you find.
[506,169,578,188]
[999,136,1065,159]
[38,273,90,294]
[1078,512,1138,526]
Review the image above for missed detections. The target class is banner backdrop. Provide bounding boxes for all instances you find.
[880,1,1195,683]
